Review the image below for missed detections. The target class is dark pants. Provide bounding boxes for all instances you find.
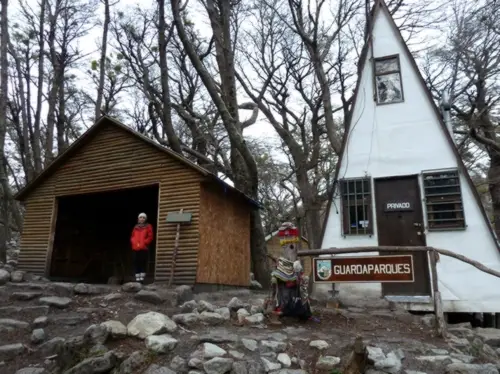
[133,250,148,274]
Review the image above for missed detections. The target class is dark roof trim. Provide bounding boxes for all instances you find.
[319,0,500,252]
[15,116,260,208]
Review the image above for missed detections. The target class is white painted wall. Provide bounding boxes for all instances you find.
[317,5,500,312]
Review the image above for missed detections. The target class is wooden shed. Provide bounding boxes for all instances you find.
[265,231,312,276]
[15,116,258,287]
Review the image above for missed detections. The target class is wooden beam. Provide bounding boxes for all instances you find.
[298,246,500,279]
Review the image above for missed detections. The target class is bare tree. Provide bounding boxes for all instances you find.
[44,0,98,163]
[424,0,500,236]
[170,0,270,285]
[0,0,9,263]
[94,0,115,120]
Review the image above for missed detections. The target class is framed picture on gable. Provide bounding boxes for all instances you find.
[374,55,404,105]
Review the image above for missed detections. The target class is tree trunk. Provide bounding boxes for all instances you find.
[170,0,269,287]
[95,0,110,121]
[489,154,500,239]
[0,0,9,263]
[33,0,46,174]
[157,0,182,154]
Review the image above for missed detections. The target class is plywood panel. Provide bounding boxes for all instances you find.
[197,184,251,286]
[18,123,202,284]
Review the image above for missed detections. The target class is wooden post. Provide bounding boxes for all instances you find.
[168,208,183,287]
[429,249,447,338]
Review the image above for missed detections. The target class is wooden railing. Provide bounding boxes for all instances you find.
[297,246,500,338]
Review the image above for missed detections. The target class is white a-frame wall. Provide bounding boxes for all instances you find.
[317,0,500,313]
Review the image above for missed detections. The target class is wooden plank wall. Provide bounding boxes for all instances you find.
[266,235,312,276]
[197,184,251,286]
[18,123,202,284]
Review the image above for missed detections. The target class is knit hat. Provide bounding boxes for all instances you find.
[138,213,147,219]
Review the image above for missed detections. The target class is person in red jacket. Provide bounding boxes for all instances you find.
[130,212,154,283]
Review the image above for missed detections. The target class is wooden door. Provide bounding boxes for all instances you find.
[375,175,431,296]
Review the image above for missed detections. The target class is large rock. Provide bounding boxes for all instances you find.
[203,357,234,374]
[244,313,265,325]
[215,307,230,321]
[37,337,65,356]
[10,270,25,283]
[196,329,238,344]
[115,351,148,374]
[316,356,341,370]
[31,328,46,344]
[103,293,124,302]
[134,290,164,305]
[199,311,225,325]
[38,296,72,309]
[261,357,281,372]
[144,364,176,374]
[242,338,258,352]
[228,297,245,311]
[0,269,10,285]
[33,316,48,328]
[445,363,499,373]
[50,313,89,326]
[374,351,403,374]
[0,305,49,317]
[474,328,500,347]
[127,311,177,339]
[277,353,292,368]
[198,300,216,312]
[101,320,127,339]
[64,351,118,374]
[10,291,42,301]
[0,318,29,329]
[201,342,227,358]
[0,343,25,360]
[74,283,109,295]
[145,334,178,353]
[15,368,48,374]
[173,313,199,326]
[309,340,330,350]
[261,340,287,353]
[180,300,199,313]
[170,355,188,372]
[84,324,110,345]
[175,285,193,304]
[122,282,142,292]
[237,309,250,323]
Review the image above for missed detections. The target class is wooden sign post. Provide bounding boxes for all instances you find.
[166,209,193,287]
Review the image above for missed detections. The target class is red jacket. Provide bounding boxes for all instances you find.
[131,224,154,251]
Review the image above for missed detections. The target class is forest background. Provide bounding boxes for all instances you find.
[0,0,498,285]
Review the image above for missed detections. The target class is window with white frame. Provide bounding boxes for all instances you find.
[340,178,373,235]
[374,55,404,105]
[423,170,465,230]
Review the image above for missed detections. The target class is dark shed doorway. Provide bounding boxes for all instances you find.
[50,184,159,284]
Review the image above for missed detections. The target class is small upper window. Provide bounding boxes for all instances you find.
[340,178,373,235]
[374,55,404,105]
[423,170,465,230]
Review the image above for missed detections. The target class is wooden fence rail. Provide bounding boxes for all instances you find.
[297,246,500,338]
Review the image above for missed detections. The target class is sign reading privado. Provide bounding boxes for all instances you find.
[313,255,414,283]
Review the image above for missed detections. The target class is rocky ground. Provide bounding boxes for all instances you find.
[1,256,500,373]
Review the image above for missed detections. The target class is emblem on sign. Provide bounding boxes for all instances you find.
[316,260,332,281]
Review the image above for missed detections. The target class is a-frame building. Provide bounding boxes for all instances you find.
[317,0,500,313]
